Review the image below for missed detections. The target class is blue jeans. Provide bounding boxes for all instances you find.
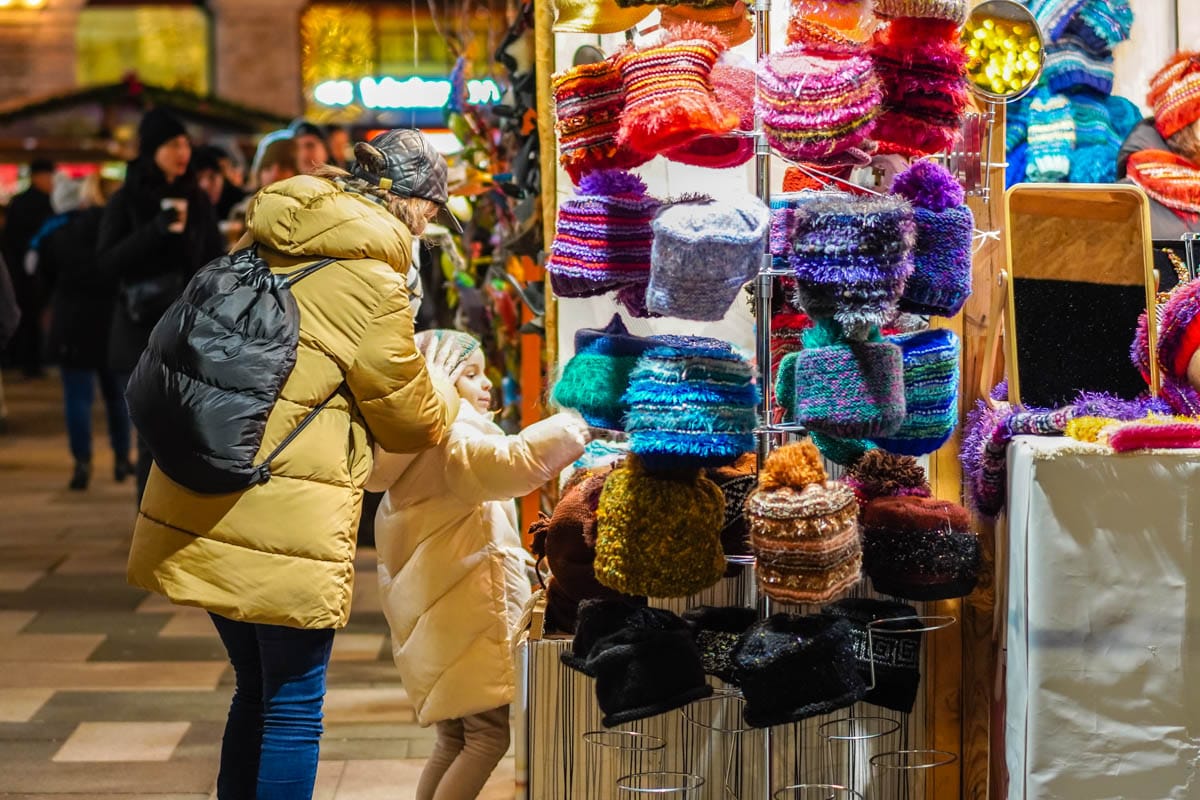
[209,613,335,800]
[61,367,130,464]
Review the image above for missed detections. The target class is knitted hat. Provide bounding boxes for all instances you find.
[559,598,660,675]
[787,195,916,336]
[547,170,659,306]
[1066,0,1133,49]
[770,191,849,270]
[746,441,863,603]
[553,60,650,185]
[659,2,754,49]
[870,18,970,158]
[810,430,876,466]
[787,0,874,46]
[1148,52,1200,140]
[681,606,758,684]
[1151,277,1200,415]
[414,329,482,379]
[1044,34,1115,95]
[1125,150,1200,216]
[771,310,813,380]
[137,108,188,159]
[874,329,960,456]
[1025,90,1076,183]
[594,455,727,597]
[664,63,756,169]
[843,449,932,507]
[552,0,652,34]
[862,496,982,600]
[623,337,758,471]
[646,195,769,321]
[553,315,656,430]
[1069,91,1121,150]
[589,626,714,727]
[707,453,758,569]
[732,614,867,728]
[791,321,907,439]
[1027,0,1088,41]
[535,473,639,634]
[890,161,973,318]
[821,598,922,713]
[615,24,738,157]
[757,46,883,165]
[873,0,967,24]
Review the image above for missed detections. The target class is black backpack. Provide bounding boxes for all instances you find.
[126,246,339,494]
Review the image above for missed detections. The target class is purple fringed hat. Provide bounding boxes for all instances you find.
[757,47,883,165]
[890,161,974,318]
[1148,279,1200,415]
[787,194,916,338]
[547,169,660,313]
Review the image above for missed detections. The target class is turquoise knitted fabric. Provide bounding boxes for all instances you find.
[553,352,642,430]
[1026,89,1075,182]
[875,329,960,456]
[793,321,906,439]
[810,431,875,467]
[623,336,758,471]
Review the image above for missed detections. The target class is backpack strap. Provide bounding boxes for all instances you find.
[253,381,346,486]
[284,257,338,286]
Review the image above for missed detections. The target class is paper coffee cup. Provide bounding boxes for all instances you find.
[160,198,187,233]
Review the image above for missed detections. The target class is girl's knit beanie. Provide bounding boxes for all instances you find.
[594,455,727,597]
[547,169,660,314]
[615,23,738,157]
[553,59,650,185]
[890,160,974,318]
[646,195,770,321]
[623,335,759,471]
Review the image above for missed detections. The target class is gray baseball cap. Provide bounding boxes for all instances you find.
[351,129,462,232]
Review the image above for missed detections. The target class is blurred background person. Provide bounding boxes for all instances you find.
[325,124,351,169]
[97,107,223,502]
[2,158,55,377]
[226,131,299,232]
[289,119,331,174]
[192,144,245,220]
[33,171,131,490]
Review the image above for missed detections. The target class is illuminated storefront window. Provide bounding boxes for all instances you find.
[301,2,499,118]
[76,6,211,93]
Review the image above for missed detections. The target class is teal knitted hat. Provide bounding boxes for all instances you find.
[552,314,655,430]
[811,431,876,466]
[1025,89,1075,183]
[791,320,906,439]
[874,329,960,456]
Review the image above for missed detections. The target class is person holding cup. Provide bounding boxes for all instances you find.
[97,107,224,502]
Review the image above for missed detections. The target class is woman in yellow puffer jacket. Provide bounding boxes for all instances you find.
[126,130,458,800]
[369,330,588,800]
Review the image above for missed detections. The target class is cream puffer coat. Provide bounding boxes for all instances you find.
[127,175,456,630]
[369,401,587,725]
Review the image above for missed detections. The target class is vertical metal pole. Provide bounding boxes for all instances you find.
[753,2,773,797]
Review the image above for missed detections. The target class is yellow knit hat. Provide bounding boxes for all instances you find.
[552,0,652,34]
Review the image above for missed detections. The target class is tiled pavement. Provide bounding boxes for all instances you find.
[0,372,515,799]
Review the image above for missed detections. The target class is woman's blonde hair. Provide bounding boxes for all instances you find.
[312,141,440,235]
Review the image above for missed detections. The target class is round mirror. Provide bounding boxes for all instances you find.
[961,0,1045,102]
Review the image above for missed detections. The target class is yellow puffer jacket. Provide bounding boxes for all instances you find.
[127,175,456,630]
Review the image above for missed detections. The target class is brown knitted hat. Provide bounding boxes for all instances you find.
[861,496,981,601]
[747,441,862,603]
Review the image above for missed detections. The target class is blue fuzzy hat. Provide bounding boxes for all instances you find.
[1027,0,1088,41]
[623,335,758,471]
[874,329,961,456]
[647,195,769,321]
[1066,0,1133,50]
[1044,34,1115,95]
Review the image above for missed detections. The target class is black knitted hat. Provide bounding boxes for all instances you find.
[732,614,867,728]
[588,626,714,728]
[862,497,981,601]
[681,605,758,685]
[821,598,922,713]
[137,108,188,158]
[559,598,665,676]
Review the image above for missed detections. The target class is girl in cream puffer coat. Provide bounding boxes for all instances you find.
[369,330,588,800]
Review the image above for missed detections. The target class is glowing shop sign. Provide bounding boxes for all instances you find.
[313,77,502,109]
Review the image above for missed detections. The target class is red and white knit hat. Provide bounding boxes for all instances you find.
[1149,51,1200,140]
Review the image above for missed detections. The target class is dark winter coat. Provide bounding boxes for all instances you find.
[96,159,223,373]
[0,254,18,350]
[1117,119,1200,240]
[2,185,52,274]
[37,207,115,369]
